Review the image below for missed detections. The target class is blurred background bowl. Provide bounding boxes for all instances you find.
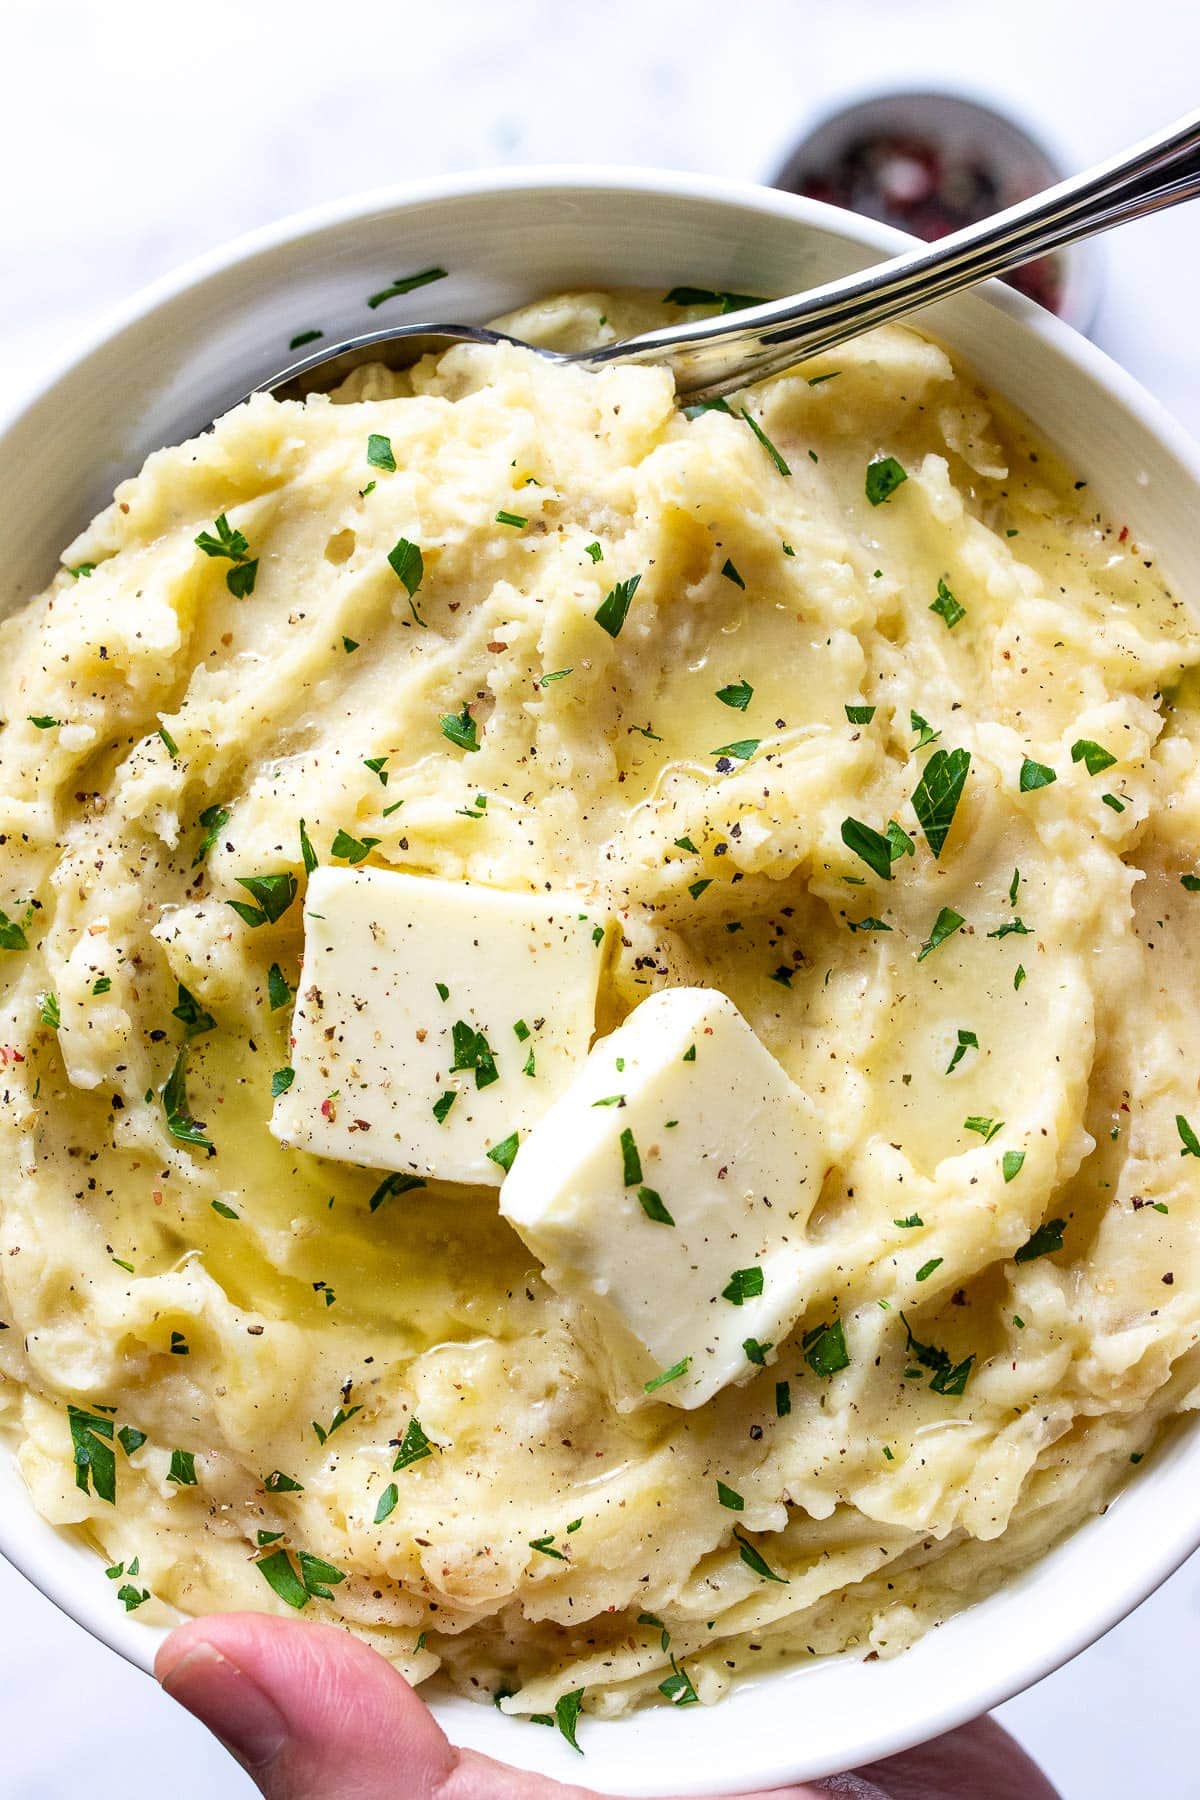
[772,87,1104,332]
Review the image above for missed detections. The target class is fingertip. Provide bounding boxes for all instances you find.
[155,1612,459,1800]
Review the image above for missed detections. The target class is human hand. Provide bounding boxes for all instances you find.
[156,1613,1058,1800]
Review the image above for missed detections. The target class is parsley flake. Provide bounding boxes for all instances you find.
[716,678,753,711]
[865,457,907,505]
[366,266,448,309]
[929,577,965,629]
[1014,1218,1066,1262]
[918,907,965,961]
[1071,738,1117,776]
[594,574,642,638]
[911,747,970,857]
[1019,756,1056,792]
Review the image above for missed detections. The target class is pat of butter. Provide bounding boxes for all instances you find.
[499,987,825,1408]
[271,867,607,1185]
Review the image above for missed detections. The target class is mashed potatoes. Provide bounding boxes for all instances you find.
[2,288,1200,1725]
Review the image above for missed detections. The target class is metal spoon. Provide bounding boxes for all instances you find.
[261,109,1200,409]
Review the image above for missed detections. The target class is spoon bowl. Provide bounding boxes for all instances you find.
[252,107,1200,411]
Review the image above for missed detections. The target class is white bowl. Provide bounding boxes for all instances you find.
[3,168,1200,1797]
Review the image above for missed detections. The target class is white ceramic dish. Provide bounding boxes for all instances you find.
[2,168,1200,1797]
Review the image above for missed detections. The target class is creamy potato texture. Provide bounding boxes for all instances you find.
[2,288,1200,1723]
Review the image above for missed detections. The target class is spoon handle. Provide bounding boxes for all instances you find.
[599,108,1200,401]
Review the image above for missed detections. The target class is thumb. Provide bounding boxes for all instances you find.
[155,1611,600,1800]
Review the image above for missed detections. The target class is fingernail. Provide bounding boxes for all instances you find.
[159,1641,290,1769]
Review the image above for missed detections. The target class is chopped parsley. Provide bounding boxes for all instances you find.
[168,1449,197,1486]
[917,907,965,961]
[1019,756,1057,792]
[118,1426,146,1457]
[392,1416,434,1471]
[845,704,876,724]
[901,1312,973,1395]
[487,1131,519,1173]
[895,1213,923,1229]
[375,1483,399,1523]
[803,1317,850,1377]
[173,983,215,1037]
[659,1660,699,1706]
[194,513,257,598]
[865,456,907,505]
[664,285,766,313]
[289,329,323,349]
[432,1090,456,1124]
[716,678,753,711]
[637,1187,674,1226]
[1002,1150,1026,1182]
[92,976,112,996]
[915,1257,943,1282]
[722,1267,765,1306]
[38,992,60,1029]
[619,1126,642,1185]
[929,577,965,629]
[585,542,603,563]
[67,562,96,579]
[1177,1114,1200,1157]
[910,710,941,749]
[989,916,1032,940]
[911,747,971,857]
[711,738,760,762]
[716,1481,744,1511]
[366,266,448,309]
[192,804,230,867]
[68,1406,116,1504]
[257,1547,346,1608]
[775,1380,791,1417]
[688,878,712,901]
[387,537,426,624]
[158,724,180,756]
[330,828,381,864]
[211,1199,239,1219]
[364,755,389,785]
[299,818,318,874]
[594,573,642,638]
[946,1028,978,1074]
[271,1067,295,1098]
[554,1689,585,1755]
[841,818,895,881]
[496,510,527,528]
[367,433,396,472]
[1071,738,1117,776]
[743,1337,771,1365]
[227,872,298,928]
[367,1172,426,1212]
[644,1356,691,1393]
[264,1469,304,1493]
[451,1020,499,1089]
[964,1115,1004,1143]
[541,667,572,686]
[0,910,30,952]
[312,1404,362,1446]
[739,407,790,476]
[161,1051,213,1153]
[1014,1218,1066,1262]
[28,714,60,729]
[733,1529,788,1583]
[267,963,291,1011]
[721,559,745,590]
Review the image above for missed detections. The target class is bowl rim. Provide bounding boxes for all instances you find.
[4,162,1200,1794]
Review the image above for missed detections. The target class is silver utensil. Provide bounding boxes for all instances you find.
[261,108,1200,408]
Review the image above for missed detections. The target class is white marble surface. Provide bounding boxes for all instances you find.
[3,1,1199,1794]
